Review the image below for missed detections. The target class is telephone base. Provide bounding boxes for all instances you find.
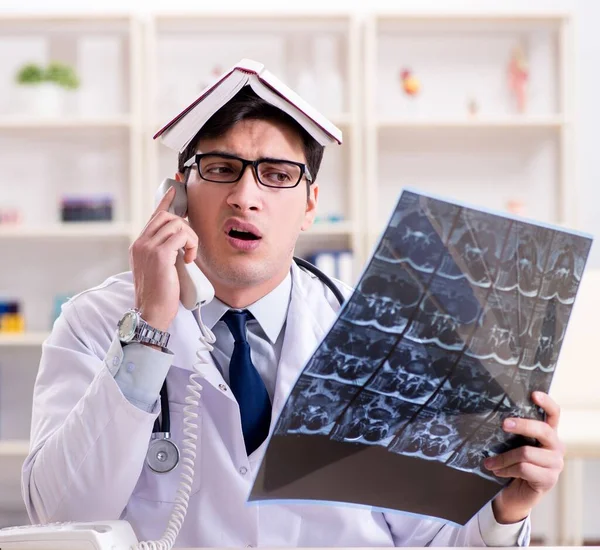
[0,519,138,550]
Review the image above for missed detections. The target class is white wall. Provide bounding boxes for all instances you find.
[1,0,599,541]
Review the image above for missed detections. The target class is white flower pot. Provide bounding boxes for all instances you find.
[17,83,64,117]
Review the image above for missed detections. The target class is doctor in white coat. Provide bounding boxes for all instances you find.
[22,84,564,547]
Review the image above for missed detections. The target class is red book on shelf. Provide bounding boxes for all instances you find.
[153,58,343,153]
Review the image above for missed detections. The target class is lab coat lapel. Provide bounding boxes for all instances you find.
[270,262,339,422]
[248,264,335,463]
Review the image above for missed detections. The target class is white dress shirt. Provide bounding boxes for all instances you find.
[197,272,291,402]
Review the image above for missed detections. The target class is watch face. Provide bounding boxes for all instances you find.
[118,311,138,341]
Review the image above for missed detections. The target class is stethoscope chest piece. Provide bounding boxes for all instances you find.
[146,433,180,474]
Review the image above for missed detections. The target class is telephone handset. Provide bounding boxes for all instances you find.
[155,178,215,310]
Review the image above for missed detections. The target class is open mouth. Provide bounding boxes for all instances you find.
[228,228,260,241]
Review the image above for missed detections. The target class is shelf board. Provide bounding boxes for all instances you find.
[0,223,133,240]
[155,12,354,22]
[0,332,50,347]
[305,221,353,236]
[0,116,132,130]
[0,440,29,457]
[374,12,569,23]
[376,116,565,130]
[329,113,354,127]
[0,14,132,23]
[151,112,355,135]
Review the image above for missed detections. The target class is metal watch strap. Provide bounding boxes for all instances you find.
[137,321,171,349]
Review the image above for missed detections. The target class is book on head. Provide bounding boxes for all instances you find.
[153,58,343,153]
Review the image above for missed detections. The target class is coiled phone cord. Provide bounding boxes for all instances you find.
[134,317,216,550]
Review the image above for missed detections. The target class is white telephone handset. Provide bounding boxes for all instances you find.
[0,180,217,550]
[155,178,215,309]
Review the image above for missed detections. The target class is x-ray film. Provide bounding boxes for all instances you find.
[250,189,593,526]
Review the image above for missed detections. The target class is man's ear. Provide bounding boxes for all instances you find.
[175,172,185,182]
[301,183,319,232]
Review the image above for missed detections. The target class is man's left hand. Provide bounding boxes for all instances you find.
[484,391,565,524]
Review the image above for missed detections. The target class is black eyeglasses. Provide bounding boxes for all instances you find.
[183,152,313,189]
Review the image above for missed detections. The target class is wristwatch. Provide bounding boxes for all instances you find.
[117,308,171,350]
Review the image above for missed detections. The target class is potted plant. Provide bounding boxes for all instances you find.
[14,61,80,116]
[45,62,80,91]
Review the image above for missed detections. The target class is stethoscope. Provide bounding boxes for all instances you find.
[145,256,346,473]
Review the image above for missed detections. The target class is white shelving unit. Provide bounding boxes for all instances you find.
[364,12,574,253]
[0,13,143,513]
[0,223,134,240]
[376,115,566,129]
[144,13,363,280]
[0,10,579,531]
[0,333,50,347]
[0,116,132,129]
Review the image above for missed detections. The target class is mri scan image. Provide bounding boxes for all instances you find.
[376,191,450,273]
[539,233,591,304]
[520,297,571,372]
[388,407,464,462]
[305,321,396,386]
[466,289,535,365]
[446,414,516,482]
[406,274,482,350]
[438,208,510,287]
[472,359,548,414]
[367,339,457,404]
[275,376,358,436]
[428,357,509,415]
[342,259,428,333]
[330,391,417,447]
[494,225,550,296]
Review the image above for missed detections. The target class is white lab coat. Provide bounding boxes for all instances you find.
[22,262,529,547]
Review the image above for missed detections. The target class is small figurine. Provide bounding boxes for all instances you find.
[400,68,421,97]
[508,46,529,114]
[506,199,525,216]
[467,97,479,117]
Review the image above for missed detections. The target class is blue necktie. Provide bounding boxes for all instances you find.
[222,310,271,455]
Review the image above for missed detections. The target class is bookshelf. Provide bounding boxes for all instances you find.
[0,333,50,347]
[364,12,574,253]
[0,13,143,512]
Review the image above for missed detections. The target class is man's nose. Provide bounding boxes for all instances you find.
[226,165,262,211]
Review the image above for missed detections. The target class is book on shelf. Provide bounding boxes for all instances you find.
[154,58,343,153]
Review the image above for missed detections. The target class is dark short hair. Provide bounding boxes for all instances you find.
[177,87,325,184]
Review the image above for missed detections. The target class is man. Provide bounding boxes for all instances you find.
[22,85,564,547]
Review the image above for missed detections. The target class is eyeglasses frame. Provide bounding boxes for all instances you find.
[183,152,313,188]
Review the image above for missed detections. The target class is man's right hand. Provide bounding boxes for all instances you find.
[129,185,199,332]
